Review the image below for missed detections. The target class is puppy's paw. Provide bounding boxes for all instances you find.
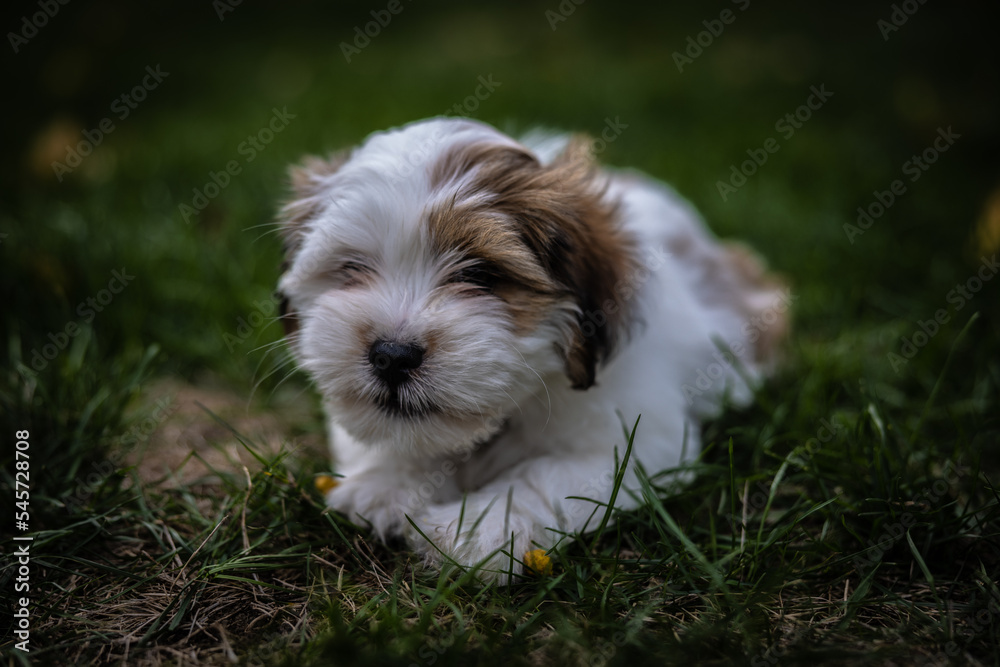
[325,470,423,539]
[410,501,541,584]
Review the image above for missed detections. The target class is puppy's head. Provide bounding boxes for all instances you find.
[277,118,636,455]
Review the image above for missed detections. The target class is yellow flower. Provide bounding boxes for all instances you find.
[314,474,340,494]
[523,549,553,576]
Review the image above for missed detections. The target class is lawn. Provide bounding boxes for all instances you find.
[2,1,999,665]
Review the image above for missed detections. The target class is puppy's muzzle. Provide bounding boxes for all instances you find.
[368,340,424,389]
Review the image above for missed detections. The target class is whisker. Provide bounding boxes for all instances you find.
[497,386,522,416]
[242,221,284,233]
[510,345,552,428]
[262,364,307,402]
[249,343,300,402]
[250,337,290,356]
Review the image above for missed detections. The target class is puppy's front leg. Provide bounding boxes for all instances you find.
[409,453,631,582]
[323,425,461,540]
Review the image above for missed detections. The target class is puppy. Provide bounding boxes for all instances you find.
[277,117,788,582]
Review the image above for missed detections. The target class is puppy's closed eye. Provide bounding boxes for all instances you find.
[327,259,372,288]
[446,261,504,294]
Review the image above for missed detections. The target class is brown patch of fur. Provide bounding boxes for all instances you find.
[667,224,790,367]
[428,206,558,293]
[428,138,638,389]
[494,284,563,336]
[722,242,791,365]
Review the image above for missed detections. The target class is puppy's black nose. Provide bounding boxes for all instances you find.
[368,340,424,386]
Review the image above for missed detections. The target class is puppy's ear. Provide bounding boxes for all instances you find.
[541,137,638,389]
[276,152,348,338]
[434,135,638,389]
[278,152,349,258]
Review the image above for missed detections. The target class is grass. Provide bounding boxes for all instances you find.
[2,1,999,664]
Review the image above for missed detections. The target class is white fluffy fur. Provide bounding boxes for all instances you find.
[278,117,786,582]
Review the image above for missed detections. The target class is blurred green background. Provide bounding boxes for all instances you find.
[2,0,999,440]
[2,3,1000,663]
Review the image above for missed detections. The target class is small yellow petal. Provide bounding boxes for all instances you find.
[314,474,339,494]
[523,549,553,576]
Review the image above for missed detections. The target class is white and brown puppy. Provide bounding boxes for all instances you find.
[277,117,787,582]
